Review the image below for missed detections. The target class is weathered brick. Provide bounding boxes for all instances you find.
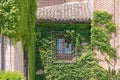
[38,0,87,8]
[1,0,120,73]
[94,0,120,70]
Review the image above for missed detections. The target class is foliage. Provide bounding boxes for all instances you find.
[35,23,90,65]
[0,71,25,80]
[35,23,107,80]
[18,0,37,80]
[35,10,117,80]
[0,0,19,40]
[0,0,37,80]
[91,10,116,58]
[43,50,107,80]
[116,71,120,80]
[106,69,120,80]
[75,49,107,80]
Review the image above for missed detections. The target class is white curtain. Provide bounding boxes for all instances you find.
[57,38,72,54]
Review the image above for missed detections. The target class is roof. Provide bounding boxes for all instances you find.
[36,1,92,23]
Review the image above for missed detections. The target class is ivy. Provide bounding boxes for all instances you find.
[91,10,116,58]
[35,10,117,80]
[93,11,112,24]
[35,23,107,80]
[0,0,37,80]
[0,0,19,40]
[18,0,37,80]
[0,71,25,80]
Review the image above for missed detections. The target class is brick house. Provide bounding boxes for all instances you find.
[0,0,120,76]
[37,0,120,71]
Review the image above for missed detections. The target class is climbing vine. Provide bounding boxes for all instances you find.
[35,10,117,80]
[0,0,19,40]
[0,0,37,80]
[91,10,116,58]
[35,23,107,80]
[0,71,25,80]
[18,0,37,80]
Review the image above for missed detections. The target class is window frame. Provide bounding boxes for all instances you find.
[51,30,76,61]
[56,36,72,55]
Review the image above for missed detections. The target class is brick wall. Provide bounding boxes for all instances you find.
[1,37,24,73]
[94,0,120,71]
[38,0,65,8]
[4,37,14,71]
[115,0,120,71]
[94,0,114,70]
[94,0,114,14]
[38,0,87,7]
[65,0,87,2]
[1,0,119,73]
[37,0,120,70]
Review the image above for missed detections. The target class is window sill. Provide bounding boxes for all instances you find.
[53,55,77,64]
[57,54,73,60]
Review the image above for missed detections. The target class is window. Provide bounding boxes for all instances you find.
[57,38,72,54]
[56,37,73,60]
[52,30,75,61]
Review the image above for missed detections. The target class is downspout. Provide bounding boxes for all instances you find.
[1,17,5,70]
[25,50,29,80]
[88,0,93,18]
[113,0,116,71]
[1,36,5,70]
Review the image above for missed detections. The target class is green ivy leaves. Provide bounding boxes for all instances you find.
[0,0,19,39]
[0,0,37,80]
[93,10,112,24]
[35,23,107,80]
[0,71,25,80]
[91,10,116,58]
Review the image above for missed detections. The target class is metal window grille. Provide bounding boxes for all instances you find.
[57,38,72,54]
[51,30,76,60]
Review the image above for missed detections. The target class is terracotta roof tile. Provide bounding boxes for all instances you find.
[37,1,92,22]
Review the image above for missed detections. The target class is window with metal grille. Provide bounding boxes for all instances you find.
[51,30,76,60]
[56,37,73,60]
[57,38,72,54]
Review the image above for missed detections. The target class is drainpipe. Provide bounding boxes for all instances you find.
[25,50,29,80]
[1,36,5,70]
[113,0,116,72]
[1,16,5,70]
